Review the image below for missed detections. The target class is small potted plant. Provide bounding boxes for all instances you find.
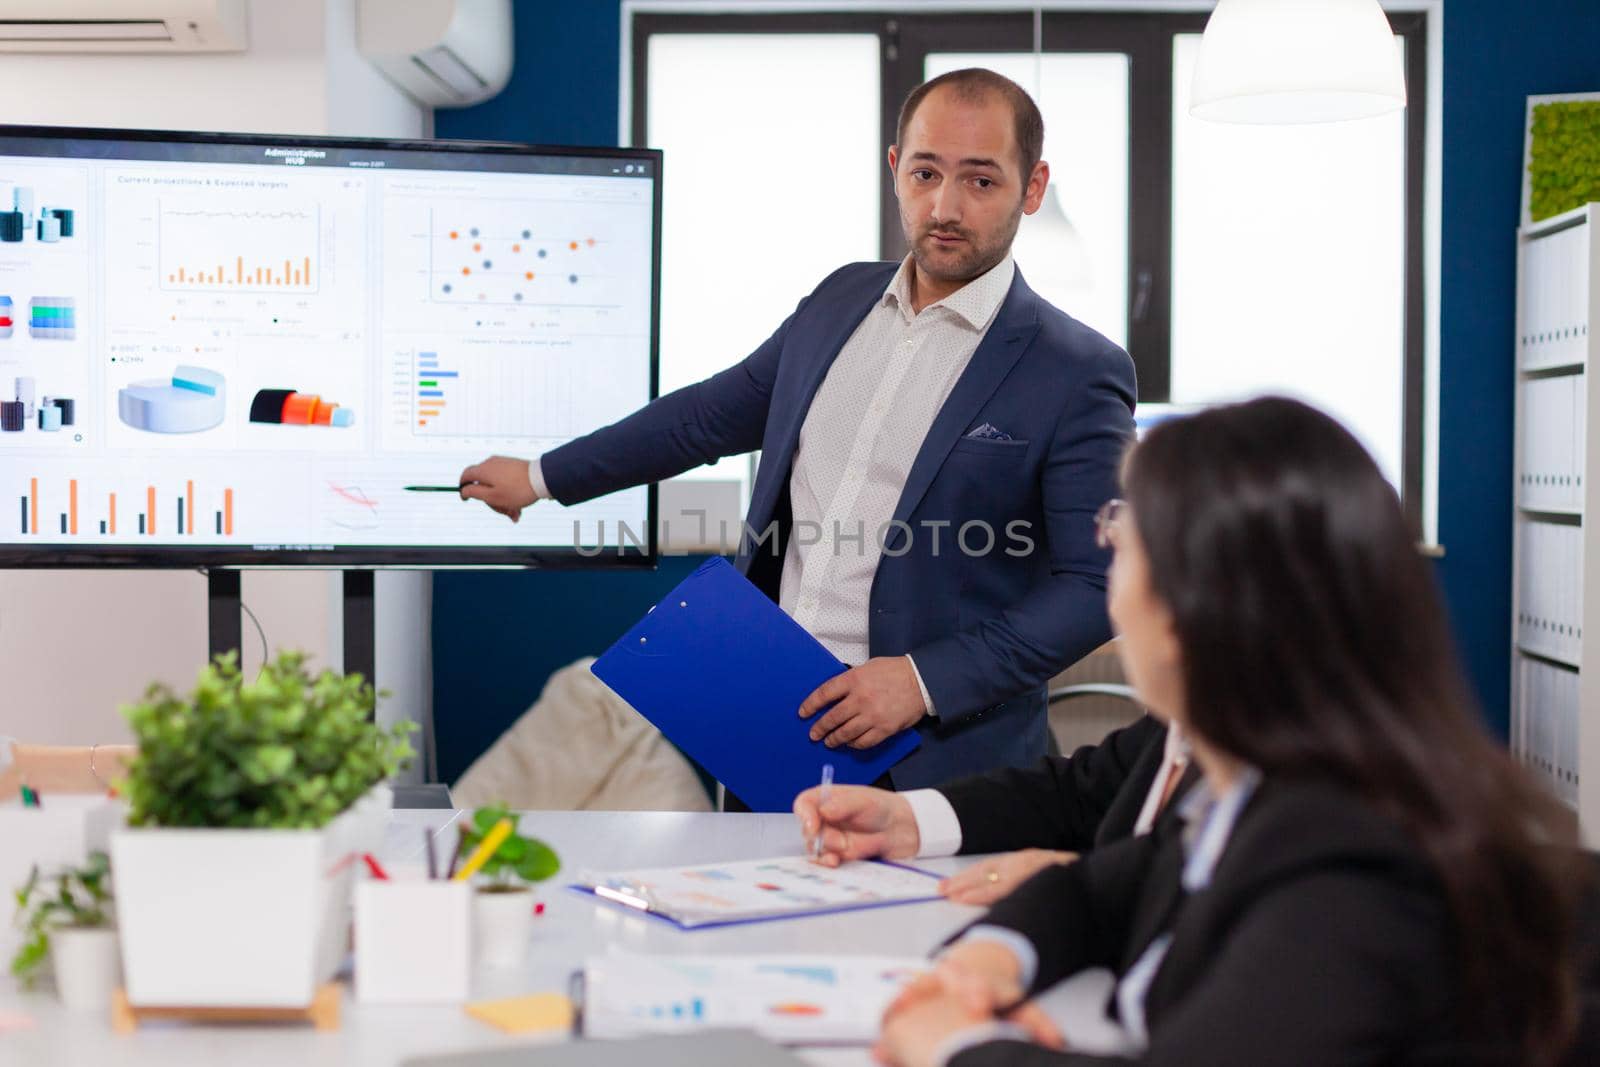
[457,804,559,968]
[11,851,119,1012]
[112,650,413,1008]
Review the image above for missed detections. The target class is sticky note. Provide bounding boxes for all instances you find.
[464,992,573,1034]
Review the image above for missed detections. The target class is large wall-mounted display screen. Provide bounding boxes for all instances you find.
[0,126,660,567]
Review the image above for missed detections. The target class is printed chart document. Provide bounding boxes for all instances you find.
[577,953,931,1044]
[575,855,942,929]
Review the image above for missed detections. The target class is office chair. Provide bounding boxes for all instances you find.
[1044,682,1142,757]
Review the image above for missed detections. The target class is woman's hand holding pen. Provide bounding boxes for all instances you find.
[794,784,921,867]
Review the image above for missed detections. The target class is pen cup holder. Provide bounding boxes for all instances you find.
[354,879,472,1003]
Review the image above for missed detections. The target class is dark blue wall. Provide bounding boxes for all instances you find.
[431,0,1600,775]
[432,1,633,785]
[436,0,621,147]
[1436,0,1600,735]
[430,554,707,783]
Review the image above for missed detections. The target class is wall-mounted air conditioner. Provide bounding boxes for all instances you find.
[358,0,512,109]
[0,0,246,52]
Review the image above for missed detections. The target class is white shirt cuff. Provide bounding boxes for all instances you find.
[906,654,937,717]
[945,924,1039,991]
[902,788,964,858]
[931,1020,1034,1067]
[527,457,549,501]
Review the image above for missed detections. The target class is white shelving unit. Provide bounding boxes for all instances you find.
[1511,201,1600,844]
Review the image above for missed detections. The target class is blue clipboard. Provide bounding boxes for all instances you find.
[590,557,920,812]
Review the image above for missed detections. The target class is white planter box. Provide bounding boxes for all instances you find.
[111,784,391,1008]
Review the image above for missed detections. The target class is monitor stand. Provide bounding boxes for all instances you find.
[207,569,378,719]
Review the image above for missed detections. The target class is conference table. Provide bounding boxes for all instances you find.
[2,809,1118,1067]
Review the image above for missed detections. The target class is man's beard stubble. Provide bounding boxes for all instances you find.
[903,198,1024,284]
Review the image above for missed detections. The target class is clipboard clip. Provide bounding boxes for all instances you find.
[591,877,660,914]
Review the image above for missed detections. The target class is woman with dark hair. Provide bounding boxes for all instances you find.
[875,396,1584,1067]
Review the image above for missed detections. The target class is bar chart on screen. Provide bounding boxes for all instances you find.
[12,473,236,538]
[158,202,322,294]
[403,342,584,439]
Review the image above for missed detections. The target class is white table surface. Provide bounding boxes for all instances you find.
[5,809,1108,1067]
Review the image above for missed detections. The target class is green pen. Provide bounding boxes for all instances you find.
[403,484,473,493]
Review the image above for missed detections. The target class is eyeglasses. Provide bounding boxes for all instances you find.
[1095,498,1127,550]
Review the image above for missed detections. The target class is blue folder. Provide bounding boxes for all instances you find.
[590,557,920,812]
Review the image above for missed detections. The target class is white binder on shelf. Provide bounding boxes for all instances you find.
[1517,518,1584,667]
[1518,651,1581,806]
[1514,197,1596,838]
[1521,223,1592,371]
[1518,374,1585,512]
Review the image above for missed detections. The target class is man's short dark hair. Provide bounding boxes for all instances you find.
[895,68,1044,179]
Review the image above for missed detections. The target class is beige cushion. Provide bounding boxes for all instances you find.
[452,658,712,812]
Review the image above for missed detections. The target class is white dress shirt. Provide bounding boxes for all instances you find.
[776,254,1016,692]
[532,254,1017,715]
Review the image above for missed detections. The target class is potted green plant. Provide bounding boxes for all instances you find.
[111,651,413,1008]
[11,851,119,1012]
[457,804,559,968]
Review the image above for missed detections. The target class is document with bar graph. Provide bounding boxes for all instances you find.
[578,954,930,1044]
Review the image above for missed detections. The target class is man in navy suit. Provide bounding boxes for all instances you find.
[463,69,1136,802]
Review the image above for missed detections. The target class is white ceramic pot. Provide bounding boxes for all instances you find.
[473,886,534,969]
[111,784,391,1007]
[50,926,121,1013]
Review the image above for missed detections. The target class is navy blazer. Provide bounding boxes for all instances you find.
[542,261,1136,789]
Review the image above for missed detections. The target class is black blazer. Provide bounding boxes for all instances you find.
[949,778,1492,1067]
[936,715,1192,854]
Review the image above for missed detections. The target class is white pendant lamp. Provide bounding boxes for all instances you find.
[1017,183,1092,288]
[1018,8,1091,288]
[1190,0,1406,125]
